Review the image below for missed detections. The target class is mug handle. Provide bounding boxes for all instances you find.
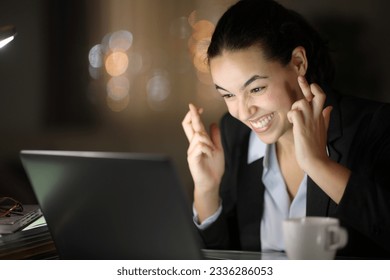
[327,225,348,251]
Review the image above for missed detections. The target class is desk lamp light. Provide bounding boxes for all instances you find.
[0,25,16,48]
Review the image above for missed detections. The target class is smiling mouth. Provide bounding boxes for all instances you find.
[249,113,275,130]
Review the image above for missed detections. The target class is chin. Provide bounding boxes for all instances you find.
[255,132,278,145]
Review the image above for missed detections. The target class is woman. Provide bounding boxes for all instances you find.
[182,0,390,258]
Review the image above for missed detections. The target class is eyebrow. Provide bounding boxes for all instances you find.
[215,74,268,92]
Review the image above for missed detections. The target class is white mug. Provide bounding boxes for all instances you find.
[282,217,348,260]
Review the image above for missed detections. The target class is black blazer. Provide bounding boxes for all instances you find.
[198,91,390,259]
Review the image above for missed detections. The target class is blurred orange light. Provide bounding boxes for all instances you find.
[106,94,130,112]
[106,76,130,112]
[193,54,208,73]
[106,76,130,101]
[192,40,210,73]
[188,19,214,74]
[105,51,129,77]
[192,20,215,41]
[188,10,198,27]
[187,35,198,56]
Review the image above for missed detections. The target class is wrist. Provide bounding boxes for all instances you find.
[302,154,329,175]
[193,188,220,223]
[305,157,351,204]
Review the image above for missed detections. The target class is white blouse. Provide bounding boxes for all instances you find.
[194,131,307,252]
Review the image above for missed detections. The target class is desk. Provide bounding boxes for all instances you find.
[0,224,288,260]
[203,249,287,260]
[0,226,57,259]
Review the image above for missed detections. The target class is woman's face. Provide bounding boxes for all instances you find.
[209,46,305,144]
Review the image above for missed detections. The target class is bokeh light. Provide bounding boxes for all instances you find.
[146,70,171,111]
[106,76,130,112]
[188,10,198,28]
[100,32,112,54]
[88,44,104,68]
[88,29,136,112]
[109,30,133,51]
[187,14,215,81]
[192,38,210,73]
[107,93,130,112]
[105,51,129,77]
[128,52,144,74]
[89,64,103,80]
[192,20,214,42]
[106,76,130,101]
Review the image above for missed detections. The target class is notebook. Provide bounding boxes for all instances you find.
[0,204,42,235]
[20,150,204,259]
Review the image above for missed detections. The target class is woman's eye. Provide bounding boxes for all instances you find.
[222,93,235,99]
[250,87,265,94]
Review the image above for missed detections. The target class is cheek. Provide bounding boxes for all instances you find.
[265,91,294,112]
[224,101,239,119]
[268,81,302,112]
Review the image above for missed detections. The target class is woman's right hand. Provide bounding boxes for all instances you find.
[182,103,225,222]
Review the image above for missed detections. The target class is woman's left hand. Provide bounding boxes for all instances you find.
[287,76,333,173]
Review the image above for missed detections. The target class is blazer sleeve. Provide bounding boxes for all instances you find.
[335,100,390,255]
[196,113,250,250]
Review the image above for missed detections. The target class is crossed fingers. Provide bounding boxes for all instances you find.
[288,76,326,124]
[182,103,216,157]
[182,103,205,141]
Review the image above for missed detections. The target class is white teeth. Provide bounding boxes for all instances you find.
[251,113,274,129]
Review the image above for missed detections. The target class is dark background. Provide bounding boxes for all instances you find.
[0,0,389,203]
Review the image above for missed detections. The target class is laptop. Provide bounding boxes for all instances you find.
[0,204,42,235]
[19,150,204,259]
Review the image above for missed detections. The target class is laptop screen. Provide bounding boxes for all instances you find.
[20,150,203,259]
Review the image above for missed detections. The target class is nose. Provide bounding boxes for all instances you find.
[237,95,256,121]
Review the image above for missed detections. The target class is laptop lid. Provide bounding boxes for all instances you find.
[20,150,203,259]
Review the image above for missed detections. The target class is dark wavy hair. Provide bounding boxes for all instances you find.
[207,0,334,85]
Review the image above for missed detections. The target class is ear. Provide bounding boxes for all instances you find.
[290,46,307,76]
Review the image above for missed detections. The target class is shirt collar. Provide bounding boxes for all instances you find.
[247,131,268,164]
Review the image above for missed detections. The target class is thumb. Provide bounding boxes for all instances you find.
[322,106,333,132]
[210,123,223,150]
